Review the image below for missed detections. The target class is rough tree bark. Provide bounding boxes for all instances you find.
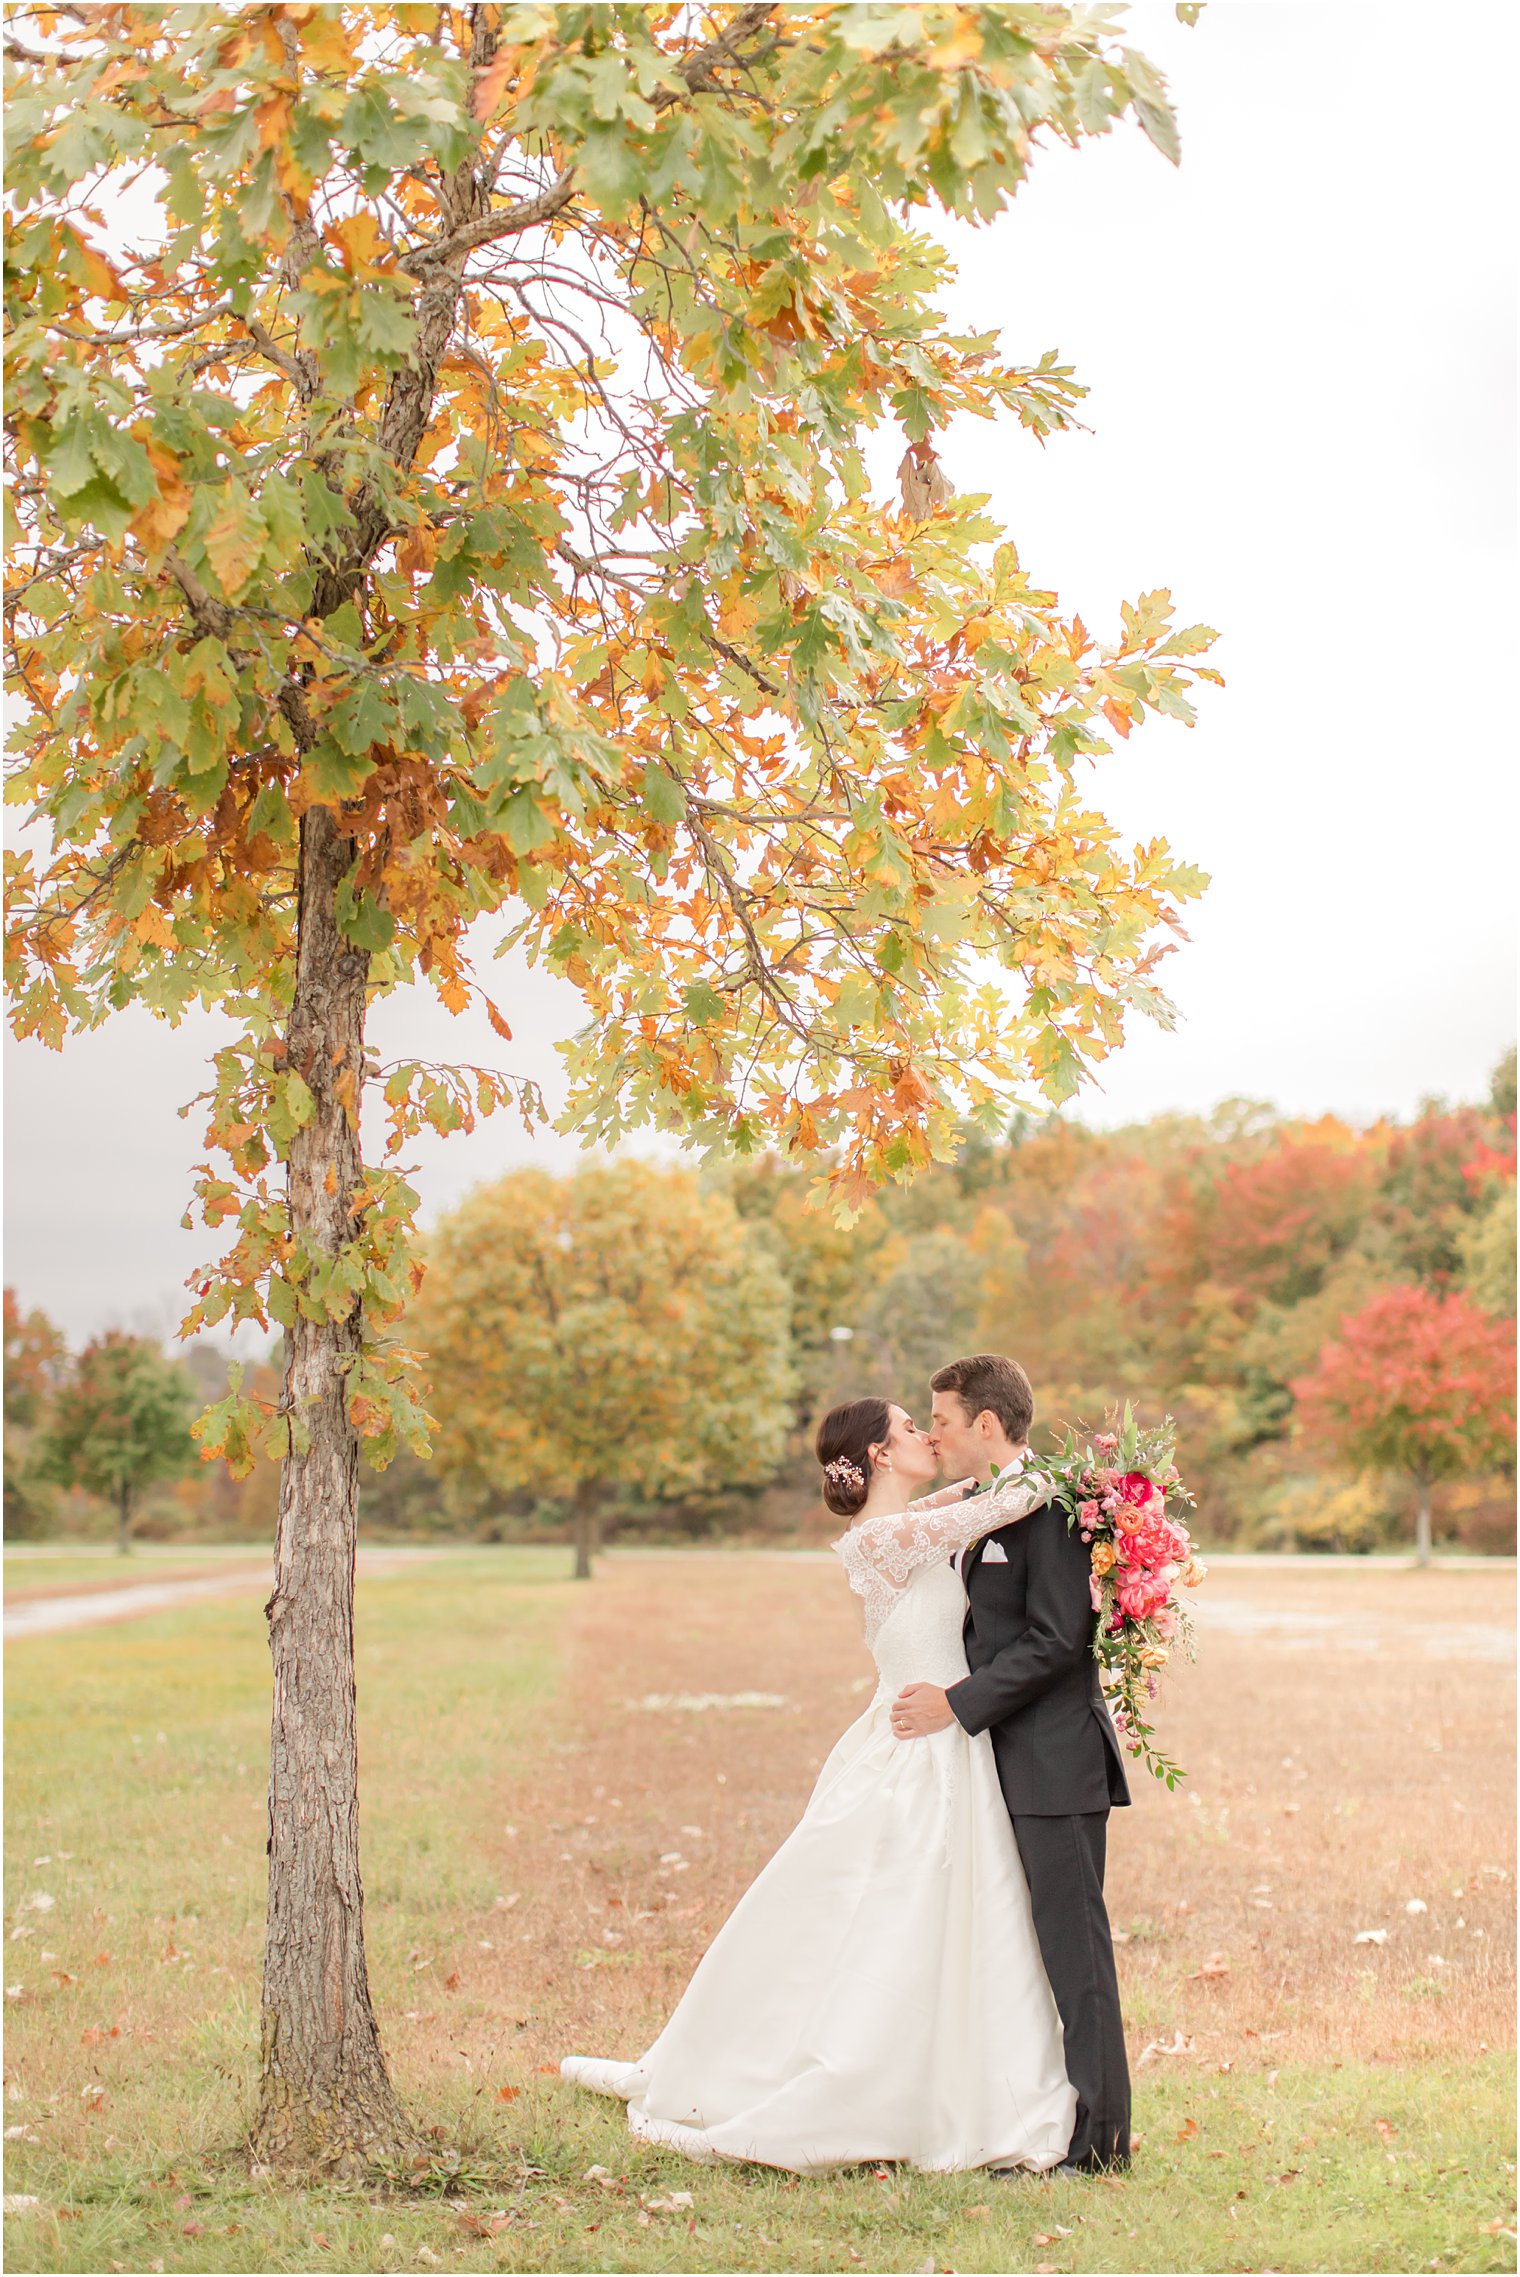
[247,11,500,2171]
[252,805,414,2171]
[1413,1474,1433,1567]
[572,1476,600,1581]
[116,1481,133,1557]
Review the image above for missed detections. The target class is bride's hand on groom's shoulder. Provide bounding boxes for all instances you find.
[911,1477,979,1511]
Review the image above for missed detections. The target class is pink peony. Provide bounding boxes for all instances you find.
[1079,1500,1101,1525]
[1123,1512,1190,1571]
[1115,1567,1171,1622]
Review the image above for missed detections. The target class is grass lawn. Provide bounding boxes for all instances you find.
[3,1550,1514,2274]
[2,1549,273,1604]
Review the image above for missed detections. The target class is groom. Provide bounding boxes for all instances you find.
[892,1352,1133,2175]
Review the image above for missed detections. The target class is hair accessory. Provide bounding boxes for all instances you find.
[823,1456,866,1492]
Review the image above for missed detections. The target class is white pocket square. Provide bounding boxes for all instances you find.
[980,1540,1009,1564]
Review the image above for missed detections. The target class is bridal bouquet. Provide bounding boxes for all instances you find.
[1042,1404,1205,1788]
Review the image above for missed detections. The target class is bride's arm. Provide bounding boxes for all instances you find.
[855,1465,1053,1587]
[909,1476,979,1511]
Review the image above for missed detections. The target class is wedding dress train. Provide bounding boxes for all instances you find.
[560,1470,1078,2173]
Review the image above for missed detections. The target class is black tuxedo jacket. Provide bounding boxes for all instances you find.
[945,1495,1131,1817]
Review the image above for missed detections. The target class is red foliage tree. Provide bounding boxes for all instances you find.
[1293,1285,1516,1563]
[1204,1119,1383,1311]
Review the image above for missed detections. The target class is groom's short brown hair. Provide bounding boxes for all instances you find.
[930,1353,1034,1443]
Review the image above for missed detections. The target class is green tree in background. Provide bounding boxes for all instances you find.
[1459,1184,1517,1318]
[418,1163,794,1576]
[34,1331,196,1553]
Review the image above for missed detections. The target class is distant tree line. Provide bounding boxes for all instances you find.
[7,1049,1514,1560]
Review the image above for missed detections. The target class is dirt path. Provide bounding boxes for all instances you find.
[2,1547,442,1640]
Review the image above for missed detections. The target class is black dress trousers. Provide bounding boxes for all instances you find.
[1011,1810,1131,2171]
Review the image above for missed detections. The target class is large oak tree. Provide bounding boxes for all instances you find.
[5,0,1214,2171]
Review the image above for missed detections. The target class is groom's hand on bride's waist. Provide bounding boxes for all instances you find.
[891,1683,954,1739]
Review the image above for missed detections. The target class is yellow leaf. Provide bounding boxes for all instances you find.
[65,223,126,304]
[324,211,394,275]
[255,94,292,150]
[473,45,517,122]
[203,486,265,601]
[396,518,439,577]
[130,442,192,556]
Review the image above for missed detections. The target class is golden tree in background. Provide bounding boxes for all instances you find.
[419,1162,794,1575]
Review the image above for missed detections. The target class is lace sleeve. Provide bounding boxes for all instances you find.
[833,1463,1055,1621]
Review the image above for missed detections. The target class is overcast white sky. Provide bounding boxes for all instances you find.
[5,0,1516,1346]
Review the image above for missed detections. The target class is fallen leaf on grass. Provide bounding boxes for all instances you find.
[443,1969,461,1991]
[1354,1929,1388,1946]
[965,2204,990,2218]
[1138,2032,1194,2065]
[1373,2118,1396,2141]
[1176,2117,1199,2142]
[182,2221,206,2238]
[535,2061,558,2075]
[458,2211,512,2240]
[1480,2219,1517,2238]
[496,2084,520,2102]
[1188,1953,1230,1979]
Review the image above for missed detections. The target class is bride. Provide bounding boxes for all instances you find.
[559,1395,1077,2174]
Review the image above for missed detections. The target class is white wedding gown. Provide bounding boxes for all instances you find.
[560,1470,1077,2173]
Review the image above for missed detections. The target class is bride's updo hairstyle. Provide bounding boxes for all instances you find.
[815,1397,891,1519]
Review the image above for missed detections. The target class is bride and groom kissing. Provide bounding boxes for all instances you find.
[562,1351,1134,2178]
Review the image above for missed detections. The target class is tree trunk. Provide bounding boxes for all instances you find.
[252,805,414,2174]
[116,1482,133,1556]
[1413,1475,1433,1567]
[572,1477,599,1581]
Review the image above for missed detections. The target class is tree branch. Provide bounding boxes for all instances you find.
[402,1,781,272]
